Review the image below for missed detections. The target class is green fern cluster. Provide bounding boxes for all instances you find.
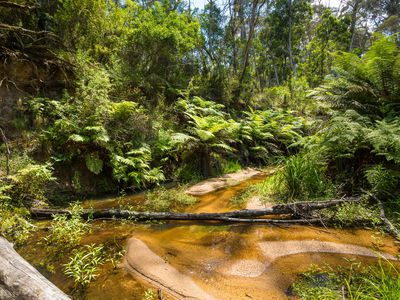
[310,35,400,119]
[168,93,305,178]
[299,35,400,199]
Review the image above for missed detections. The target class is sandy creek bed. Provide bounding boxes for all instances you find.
[17,169,400,299]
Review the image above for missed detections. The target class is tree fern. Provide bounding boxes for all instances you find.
[367,119,400,164]
[310,35,400,119]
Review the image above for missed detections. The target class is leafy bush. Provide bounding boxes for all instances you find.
[9,163,55,206]
[63,244,105,287]
[0,207,34,244]
[310,35,400,119]
[333,201,381,226]
[0,152,33,177]
[222,159,242,174]
[237,109,305,164]
[230,177,276,207]
[365,165,400,198]
[173,95,238,177]
[367,119,400,165]
[45,203,89,251]
[110,145,165,189]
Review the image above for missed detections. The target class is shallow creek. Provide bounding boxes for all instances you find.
[18,175,400,300]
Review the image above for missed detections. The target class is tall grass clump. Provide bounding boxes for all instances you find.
[275,154,333,201]
[293,259,400,300]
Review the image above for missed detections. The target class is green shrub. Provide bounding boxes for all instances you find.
[367,119,400,165]
[0,152,33,177]
[9,163,55,206]
[365,165,400,198]
[0,207,34,244]
[333,201,381,226]
[45,203,89,251]
[63,244,105,287]
[222,159,242,174]
[230,177,276,207]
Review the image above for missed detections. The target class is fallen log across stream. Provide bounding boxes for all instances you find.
[31,197,360,223]
[0,237,70,300]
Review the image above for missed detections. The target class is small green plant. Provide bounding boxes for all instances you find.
[230,175,279,207]
[334,201,381,227]
[144,186,197,212]
[222,159,242,174]
[142,288,157,300]
[63,244,105,287]
[365,165,399,198]
[45,203,89,251]
[230,184,260,208]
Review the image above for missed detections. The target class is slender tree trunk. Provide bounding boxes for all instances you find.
[287,0,296,77]
[236,0,266,100]
[0,127,10,175]
[273,59,280,85]
[348,0,361,51]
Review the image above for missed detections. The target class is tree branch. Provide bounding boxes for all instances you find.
[0,0,37,10]
[30,197,361,222]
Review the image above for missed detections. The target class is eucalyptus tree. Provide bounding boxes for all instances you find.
[199,0,228,101]
[258,0,312,86]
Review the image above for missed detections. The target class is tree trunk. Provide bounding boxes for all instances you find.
[0,237,70,300]
[0,127,10,175]
[348,0,361,51]
[31,197,360,222]
[287,0,296,77]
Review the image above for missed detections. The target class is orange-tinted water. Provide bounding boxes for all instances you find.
[17,173,400,299]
